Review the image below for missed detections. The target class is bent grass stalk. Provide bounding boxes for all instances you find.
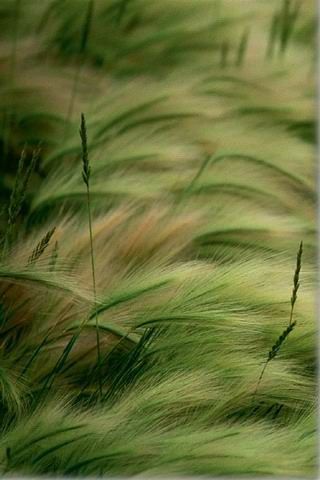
[252,241,303,403]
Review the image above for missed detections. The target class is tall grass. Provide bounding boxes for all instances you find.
[252,241,303,403]
[80,112,102,400]
[0,0,316,476]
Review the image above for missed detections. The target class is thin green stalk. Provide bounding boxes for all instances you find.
[80,112,102,400]
[266,12,279,60]
[35,116,104,402]
[235,28,250,67]
[252,241,303,403]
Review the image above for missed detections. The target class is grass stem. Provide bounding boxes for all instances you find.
[80,112,102,401]
[252,241,303,403]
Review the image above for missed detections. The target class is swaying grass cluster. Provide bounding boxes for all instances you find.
[0,0,316,477]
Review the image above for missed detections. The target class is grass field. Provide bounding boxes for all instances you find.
[0,0,317,476]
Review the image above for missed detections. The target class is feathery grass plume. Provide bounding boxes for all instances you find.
[65,0,95,131]
[289,240,303,325]
[2,147,38,258]
[0,1,316,476]
[253,241,303,402]
[235,28,250,67]
[28,228,56,265]
[80,112,102,400]
[80,114,90,187]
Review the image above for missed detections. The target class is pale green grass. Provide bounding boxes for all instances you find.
[0,0,316,477]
